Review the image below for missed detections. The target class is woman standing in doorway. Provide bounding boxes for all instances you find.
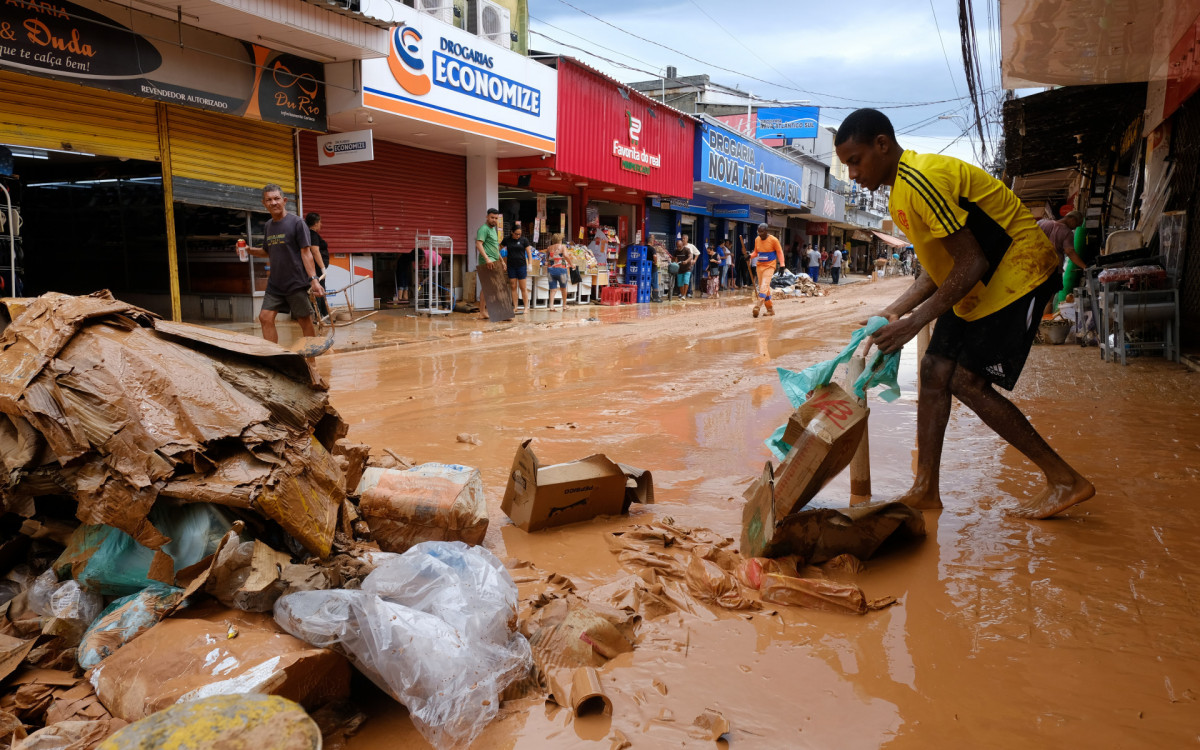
[546,233,570,310]
[305,213,330,319]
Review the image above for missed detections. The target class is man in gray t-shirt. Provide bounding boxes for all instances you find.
[245,184,324,343]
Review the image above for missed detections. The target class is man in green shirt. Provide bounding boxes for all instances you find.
[475,208,503,320]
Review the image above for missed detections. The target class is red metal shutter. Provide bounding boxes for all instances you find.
[298,132,468,254]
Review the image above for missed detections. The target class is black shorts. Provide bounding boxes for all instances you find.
[927,274,1061,391]
[262,289,314,319]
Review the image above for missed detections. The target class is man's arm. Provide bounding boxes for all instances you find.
[1062,239,1087,269]
[475,239,493,268]
[871,227,989,354]
[246,246,268,258]
[301,247,324,297]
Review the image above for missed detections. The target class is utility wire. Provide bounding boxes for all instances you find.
[549,0,976,108]
[929,0,965,104]
[686,0,807,96]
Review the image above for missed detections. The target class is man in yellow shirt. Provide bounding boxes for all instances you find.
[833,108,1093,519]
[749,223,781,318]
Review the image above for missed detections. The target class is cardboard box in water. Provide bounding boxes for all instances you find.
[502,439,653,531]
[741,383,869,558]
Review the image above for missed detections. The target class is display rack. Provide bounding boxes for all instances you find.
[414,231,455,315]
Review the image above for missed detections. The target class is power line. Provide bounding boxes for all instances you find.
[529,13,662,72]
[929,0,965,104]
[686,0,806,95]
[549,0,976,108]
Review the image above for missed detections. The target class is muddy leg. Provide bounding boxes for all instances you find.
[949,365,1094,518]
[893,353,956,510]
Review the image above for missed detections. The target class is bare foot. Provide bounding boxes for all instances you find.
[891,485,943,510]
[1010,475,1095,519]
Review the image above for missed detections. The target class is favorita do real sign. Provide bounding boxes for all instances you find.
[317,130,374,166]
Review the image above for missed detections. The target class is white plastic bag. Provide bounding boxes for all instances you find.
[275,541,531,750]
[28,570,104,625]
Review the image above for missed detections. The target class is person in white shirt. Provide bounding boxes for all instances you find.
[683,233,700,298]
[830,242,843,284]
[806,245,822,282]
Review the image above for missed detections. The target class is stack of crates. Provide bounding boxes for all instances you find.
[625,246,653,303]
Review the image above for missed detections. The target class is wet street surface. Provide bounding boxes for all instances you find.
[319,278,1200,748]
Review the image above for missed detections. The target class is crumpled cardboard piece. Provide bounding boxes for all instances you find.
[757,501,926,562]
[684,553,759,611]
[89,604,350,722]
[0,292,346,559]
[524,597,632,716]
[759,573,897,615]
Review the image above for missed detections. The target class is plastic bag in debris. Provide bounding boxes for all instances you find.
[766,316,902,459]
[274,541,532,750]
[27,570,105,639]
[78,582,186,669]
[771,269,799,288]
[357,464,489,553]
[57,503,233,596]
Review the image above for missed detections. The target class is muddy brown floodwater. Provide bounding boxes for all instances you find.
[320,279,1200,748]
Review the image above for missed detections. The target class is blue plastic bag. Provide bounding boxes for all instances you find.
[766,316,903,459]
[78,582,186,668]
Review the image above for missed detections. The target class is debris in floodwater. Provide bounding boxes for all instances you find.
[455,433,483,446]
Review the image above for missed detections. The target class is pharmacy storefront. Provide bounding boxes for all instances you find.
[690,118,806,269]
[307,9,557,311]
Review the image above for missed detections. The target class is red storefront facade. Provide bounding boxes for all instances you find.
[498,58,694,244]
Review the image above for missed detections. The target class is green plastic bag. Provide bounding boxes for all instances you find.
[57,503,232,596]
[766,316,903,459]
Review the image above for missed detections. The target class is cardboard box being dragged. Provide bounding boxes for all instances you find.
[502,439,654,531]
[741,383,869,558]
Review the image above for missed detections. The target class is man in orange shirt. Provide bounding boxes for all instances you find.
[749,223,781,317]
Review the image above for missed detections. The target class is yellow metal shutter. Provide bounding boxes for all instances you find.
[165,106,296,194]
[0,71,160,161]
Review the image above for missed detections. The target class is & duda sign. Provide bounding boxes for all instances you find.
[0,0,325,129]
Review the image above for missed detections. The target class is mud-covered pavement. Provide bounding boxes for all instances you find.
[319,278,1200,748]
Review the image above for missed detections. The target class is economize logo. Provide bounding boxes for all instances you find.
[389,26,431,95]
[627,112,641,147]
[322,142,336,158]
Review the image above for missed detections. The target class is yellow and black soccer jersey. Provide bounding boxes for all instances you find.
[889,150,1059,321]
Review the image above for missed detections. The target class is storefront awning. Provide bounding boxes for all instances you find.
[872,231,908,248]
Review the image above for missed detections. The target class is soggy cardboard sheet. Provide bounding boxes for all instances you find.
[502,440,653,532]
[90,604,350,722]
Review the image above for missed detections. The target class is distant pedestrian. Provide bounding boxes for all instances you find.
[705,243,722,298]
[806,244,821,283]
[474,208,504,320]
[830,242,843,285]
[245,184,323,344]
[719,238,732,290]
[305,212,330,320]
[546,233,570,310]
[503,224,533,313]
[749,223,781,317]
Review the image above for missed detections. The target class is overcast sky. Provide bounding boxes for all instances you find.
[527,0,1006,167]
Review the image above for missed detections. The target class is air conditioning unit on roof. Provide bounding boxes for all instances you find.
[415,0,454,25]
[467,0,511,49]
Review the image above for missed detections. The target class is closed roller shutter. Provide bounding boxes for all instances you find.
[0,71,159,160]
[298,132,466,254]
[646,207,673,239]
[166,105,296,195]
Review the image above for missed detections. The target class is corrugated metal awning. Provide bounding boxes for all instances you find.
[872,231,908,248]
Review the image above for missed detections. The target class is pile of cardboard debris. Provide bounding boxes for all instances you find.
[0,292,546,749]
